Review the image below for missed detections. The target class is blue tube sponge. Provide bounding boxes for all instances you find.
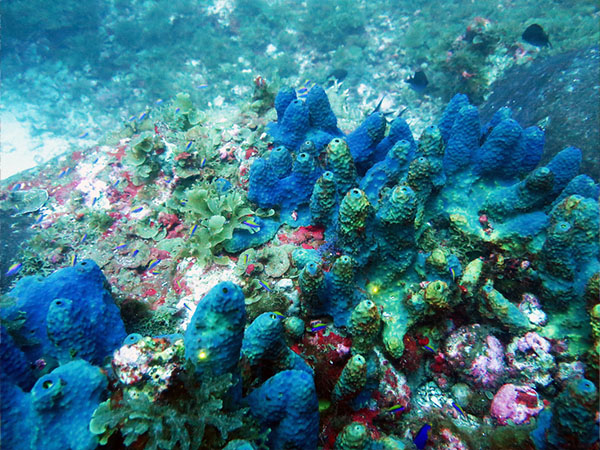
[360,139,414,204]
[184,281,246,377]
[346,112,387,173]
[546,146,582,195]
[0,325,35,390]
[508,126,545,177]
[443,104,480,175]
[247,369,319,450]
[0,259,125,366]
[372,115,415,163]
[474,118,522,177]
[438,93,469,142]
[242,312,312,383]
[306,85,341,135]
[274,87,297,121]
[268,99,310,150]
[552,174,599,207]
[1,359,107,450]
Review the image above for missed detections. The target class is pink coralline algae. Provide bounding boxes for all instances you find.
[444,324,506,388]
[490,383,543,425]
[112,335,184,399]
[506,332,556,387]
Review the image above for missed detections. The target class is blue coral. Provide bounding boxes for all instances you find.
[1,359,107,450]
[0,259,126,366]
[247,369,319,450]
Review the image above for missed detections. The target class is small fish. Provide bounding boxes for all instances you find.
[522,24,551,48]
[175,107,181,114]
[184,303,192,311]
[311,323,327,332]
[78,233,88,245]
[452,401,466,418]
[243,254,248,265]
[449,267,456,282]
[200,158,206,168]
[5,263,22,276]
[70,254,78,266]
[372,95,386,114]
[190,224,198,238]
[272,311,285,317]
[132,206,143,213]
[405,70,429,92]
[78,132,89,139]
[150,270,160,275]
[155,98,164,105]
[423,345,436,353]
[185,141,193,150]
[114,243,128,250]
[196,84,209,89]
[92,197,98,206]
[35,214,44,224]
[258,280,271,292]
[243,218,260,229]
[128,115,136,122]
[297,79,314,97]
[132,250,139,257]
[10,183,22,191]
[384,405,405,413]
[148,259,161,270]
[138,111,148,121]
[413,424,431,450]
[58,167,71,178]
[113,179,120,188]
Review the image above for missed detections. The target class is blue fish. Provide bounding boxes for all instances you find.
[113,179,120,188]
[384,405,405,413]
[148,259,161,270]
[78,233,88,245]
[200,158,206,168]
[196,84,209,89]
[184,303,192,311]
[35,214,44,224]
[114,243,128,250]
[155,98,164,105]
[423,345,436,353]
[185,141,193,150]
[70,254,78,266]
[92,197,98,206]
[311,323,327,332]
[132,206,143,213]
[243,220,260,229]
[10,183,22,191]
[258,280,271,292]
[78,132,89,139]
[5,263,22,276]
[132,250,139,257]
[58,167,70,178]
[175,107,181,114]
[452,401,466,418]
[138,112,148,121]
[190,224,198,238]
[413,424,431,450]
[449,267,456,282]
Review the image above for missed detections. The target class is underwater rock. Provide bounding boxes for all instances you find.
[490,383,543,425]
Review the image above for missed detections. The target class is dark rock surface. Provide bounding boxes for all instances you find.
[481,46,599,180]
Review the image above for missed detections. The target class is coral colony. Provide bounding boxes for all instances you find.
[1,83,599,450]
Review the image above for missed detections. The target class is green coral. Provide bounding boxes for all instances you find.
[90,365,253,450]
[338,188,370,237]
[334,422,369,450]
[125,131,164,184]
[310,171,337,227]
[349,299,381,354]
[327,138,357,196]
[332,354,367,404]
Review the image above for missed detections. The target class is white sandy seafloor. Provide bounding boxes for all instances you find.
[0,109,95,180]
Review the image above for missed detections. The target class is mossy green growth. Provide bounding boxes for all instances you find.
[310,171,337,227]
[334,422,370,450]
[167,93,206,131]
[338,188,370,236]
[418,125,445,157]
[125,131,164,184]
[327,138,357,196]
[299,261,325,311]
[89,364,253,450]
[349,299,381,355]
[174,183,255,267]
[332,354,367,404]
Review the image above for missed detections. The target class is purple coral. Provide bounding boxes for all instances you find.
[506,332,555,387]
[444,324,506,388]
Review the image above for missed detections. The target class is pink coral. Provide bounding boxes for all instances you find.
[445,324,506,388]
[490,383,543,425]
[506,332,555,387]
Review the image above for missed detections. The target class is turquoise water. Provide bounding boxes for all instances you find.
[1,1,599,449]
